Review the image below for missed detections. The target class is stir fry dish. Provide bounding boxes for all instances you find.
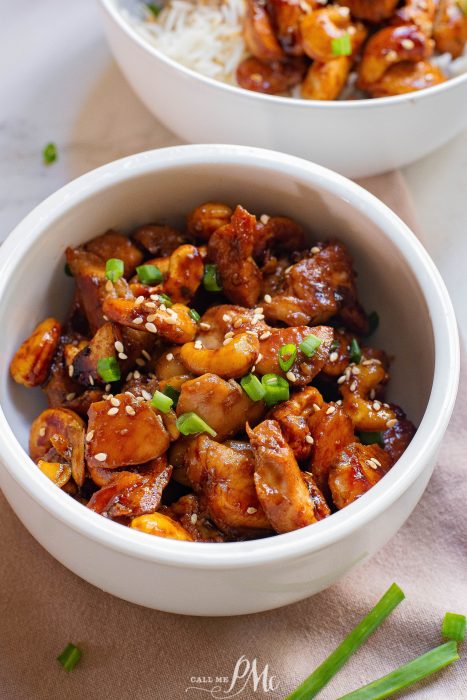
[236,0,467,98]
[10,202,416,543]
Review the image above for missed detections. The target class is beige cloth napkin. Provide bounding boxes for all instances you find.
[1,172,465,700]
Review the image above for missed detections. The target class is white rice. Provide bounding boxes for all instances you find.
[119,0,467,93]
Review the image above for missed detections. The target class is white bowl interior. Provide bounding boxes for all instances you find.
[1,156,434,457]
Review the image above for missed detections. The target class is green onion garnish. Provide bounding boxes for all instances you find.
[261,373,290,406]
[146,2,162,16]
[136,264,163,285]
[189,309,201,323]
[278,343,297,372]
[359,431,383,447]
[43,142,57,165]
[105,258,124,282]
[203,263,222,292]
[442,612,466,642]
[332,33,352,57]
[150,390,173,413]
[349,338,362,364]
[285,583,405,700]
[176,412,217,437]
[158,293,173,307]
[97,356,121,383]
[338,641,459,699]
[241,374,266,402]
[57,643,82,672]
[162,385,180,408]
[367,311,380,336]
[457,0,467,14]
[64,263,73,277]
[300,334,322,358]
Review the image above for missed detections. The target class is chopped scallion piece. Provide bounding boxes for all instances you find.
[359,431,383,447]
[367,311,380,336]
[300,334,322,358]
[176,412,217,437]
[162,385,180,408]
[150,390,173,413]
[349,338,362,364]
[457,0,467,14]
[241,374,266,402]
[442,612,466,642]
[158,292,173,307]
[136,264,163,285]
[146,2,162,16]
[332,33,352,57]
[57,643,82,672]
[278,343,297,372]
[97,356,121,383]
[189,308,201,323]
[43,142,57,165]
[105,258,124,282]
[285,583,405,700]
[203,263,222,292]
[64,263,73,277]
[261,373,289,406]
[338,641,459,699]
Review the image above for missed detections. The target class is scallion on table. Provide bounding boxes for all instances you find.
[442,612,466,642]
[43,142,57,165]
[57,643,82,672]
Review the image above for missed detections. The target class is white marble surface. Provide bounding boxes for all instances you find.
[1,0,466,341]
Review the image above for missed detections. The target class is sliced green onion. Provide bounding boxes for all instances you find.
[64,263,73,277]
[150,390,173,413]
[189,308,201,323]
[105,258,124,282]
[97,356,121,383]
[300,334,322,358]
[176,412,217,437]
[203,263,222,292]
[43,142,57,165]
[332,33,352,57]
[241,374,266,402]
[457,0,467,15]
[350,338,362,364]
[146,2,162,16]
[158,292,173,307]
[162,385,180,408]
[442,612,466,642]
[285,583,405,700]
[136,264,163,285]
[338,641,459,699]
[57,643,82,672]
[367,311,380,336]
[261,373,290,406]
[278,343,297,372]
[359,431,383,447]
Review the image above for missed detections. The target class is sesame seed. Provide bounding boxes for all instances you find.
[386,419,397,428]
[313,403,321,412]
[246,507,257,514]
[257,353,263,362]
[223,337,233,346]
[286,371,297,382]
[146,313,157,323]
[251,366,256,373]
[88,375,95,386]
[105,280,113,292]
[370,389,376,400]
[126,372,133,381]
[305,435,314,445]
[110,397,120,407]
[133,370,141,379]
[145,322,158,333]
[39,427,46,437]
[372,457,382,467]
[107,407,119,416]
[135,358,146,367]
[66,392,76,401]
[141,390,152,401]
[118,353,128,360]
[336,399,343,406]
[263,294,272,304]
[350,381,357,392]
[190,513,198,525]
[311,246,320,254]
[166,353,174,361]
[259,331,271,340]
[401,38,415,50]
[125,391,135,398]
[105,384,111,392]
[352,366,360,375]
[362,359,374,366]
[165,317,177,325]
[126,405,136,416]
[142,350,151,361]
[114,341,124,353]
[68,365,74,377]
[94,453,107,462]
[133,317,144,325]
[386,49,398,61]
[86,431,94,442]
[102,315,109,322]
[224,331,234,338]
[366,459,378,470]
[329,352,338,363]
[199,322,211,331]
[256,307,264,314]
[326,406,336,415]
[372,401,381,411]
[246,330,258,337]
[222,314,231,323]
[337,375,346,384]
[260,214,270,225]
[150,294,159,301]
[194,340,203,350]
[166,308,177,317]
[135,295,145,305]
[159,304,166,312]
[285,265,293,274]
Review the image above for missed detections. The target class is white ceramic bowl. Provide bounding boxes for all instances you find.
[0,145,459,616]
[97,0,467,178]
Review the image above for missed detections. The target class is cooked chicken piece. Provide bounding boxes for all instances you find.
[85,230,143,277]
[37,460,72,489]
[236,56,307,93]
[197,304,269,347]
[185,435,272,538]
[392,0,436,37]
[10,317,61,388]
[269,0,309,56]
[186,202,233,241]
[301,471,332,520]
[366,59,446,96]
[263,241,369,333]
[308,402,355,494]
[382,404,416,465]
[121,372,158,400]
[433,0,467,58]
[336,0,399,23]
[208,205,262,308]
[87,456,172,519]
[180,332,260,379]
[118,326,157,373]
[301,57,353,100]
[168,436,195,486]
[321,329,351,377]
[163,244,204,304]
[63,338,88,368]
[248,419,317,533]
[154,345,189,380]
[261,256,292,297]
[268,386,325,460]
[253,216,306,261]
[329,442,392,509]
[130,512,193,541]
[177,373,264,440]
[300,6,367,63]
[339,359,397,431]
[30,408,85,487]
[131,223,189,257]
[71,322,117,387]
[244,0,285,61]
[162,494,226,542]
[358,24,434,88]
[103,297,197,344]
[86,392,169,469]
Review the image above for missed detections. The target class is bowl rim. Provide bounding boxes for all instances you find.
[99,0,467,110]
[0,144,459,570]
